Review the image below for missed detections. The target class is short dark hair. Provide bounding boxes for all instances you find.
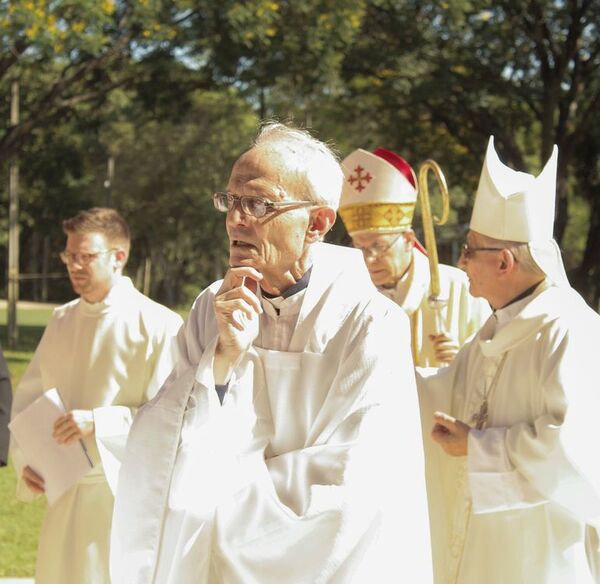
[62,208,130,251]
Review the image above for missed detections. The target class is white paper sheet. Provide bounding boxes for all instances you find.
[9,388,93,505]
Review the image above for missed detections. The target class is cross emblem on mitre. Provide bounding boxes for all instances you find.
[348,165,373,193]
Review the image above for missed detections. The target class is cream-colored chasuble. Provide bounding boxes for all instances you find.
[417,282,600,583]
[379,250,490,367]
[111,243,433,583]
[10,277,182,584]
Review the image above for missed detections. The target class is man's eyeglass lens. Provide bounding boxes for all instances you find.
[461,243,504,259]
[213,192,270,218]
[358,234,403,258]
[213,192,314,219]
[59,250,112,265]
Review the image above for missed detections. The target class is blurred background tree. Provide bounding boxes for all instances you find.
[1,0,599,308]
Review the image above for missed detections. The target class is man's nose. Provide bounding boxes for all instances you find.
[68,256,85,268]
[226,200,249,226]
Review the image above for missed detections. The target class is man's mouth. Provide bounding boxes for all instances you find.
[231,240,255,249]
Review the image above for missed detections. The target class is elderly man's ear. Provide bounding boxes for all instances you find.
[306,207,336,243]
[498,249,516,275]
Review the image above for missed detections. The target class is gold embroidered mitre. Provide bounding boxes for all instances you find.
[339,148,418,234]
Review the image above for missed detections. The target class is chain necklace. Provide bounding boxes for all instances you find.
[470,353,508,430]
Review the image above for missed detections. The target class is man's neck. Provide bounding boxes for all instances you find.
[493,278,544,310]
[261,267,312,299]
[81,274,122,304]
[260,251,312,297]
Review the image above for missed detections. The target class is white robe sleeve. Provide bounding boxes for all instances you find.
[112,284,432,584]
[211,309,431,583]
[94,315,182,493]
[468,315,600,524]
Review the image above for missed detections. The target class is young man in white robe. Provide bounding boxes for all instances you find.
[110,123,432,583]
[418,137,600,583]
[339,148,489,367]
[10,208,183,584]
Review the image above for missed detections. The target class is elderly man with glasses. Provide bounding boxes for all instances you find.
[339,148,489,367]
[417,137,600,583]
[10,207,182,584]
[110,123,432,583]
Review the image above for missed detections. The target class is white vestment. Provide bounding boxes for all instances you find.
[417,281,600,583]
[111,243,432,584]
[380,250,489,367]
[10,276,182,584]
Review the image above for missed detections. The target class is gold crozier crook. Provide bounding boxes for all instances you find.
[417,160,451,335]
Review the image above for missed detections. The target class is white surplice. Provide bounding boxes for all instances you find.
[111,243,432,583]
[417,281,600,583]
[10,276,182,584]
[380,249,490,367]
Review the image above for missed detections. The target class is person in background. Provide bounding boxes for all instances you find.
[0,345,12,467]
[418,137,600,583]
[10,207,182,584]
[339,148,489,367]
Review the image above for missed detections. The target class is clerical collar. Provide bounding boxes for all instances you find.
[80,275,130,315]
[497,281,543,310]
[261,266,313,300]
[493,280,547,330]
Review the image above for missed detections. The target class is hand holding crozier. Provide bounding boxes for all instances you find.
[429,333,459,364]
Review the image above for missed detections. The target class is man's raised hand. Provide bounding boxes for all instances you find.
[213,267,263,383]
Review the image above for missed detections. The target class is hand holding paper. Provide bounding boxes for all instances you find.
[53,409,95,445]
[22,465,45,494]
[9,388,93,505]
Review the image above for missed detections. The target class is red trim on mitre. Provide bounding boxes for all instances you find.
[373,148,417,189]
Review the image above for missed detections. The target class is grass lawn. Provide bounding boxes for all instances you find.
[0,305,53,577]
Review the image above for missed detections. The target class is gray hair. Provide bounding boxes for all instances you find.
[481,234,545,277]
[252,122,343,209]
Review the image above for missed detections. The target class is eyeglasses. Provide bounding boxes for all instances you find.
[59,249,115,266]
[460,243,504,259]
[213,192,314,219]
[354,233,404,259]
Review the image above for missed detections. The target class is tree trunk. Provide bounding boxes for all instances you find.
[42,235,50,302]
[31,231,40,301]
[143,256,152,297]
[554,155,570,245]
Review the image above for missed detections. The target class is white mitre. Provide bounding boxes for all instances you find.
[339,148,418,234]
[471,136,568,286]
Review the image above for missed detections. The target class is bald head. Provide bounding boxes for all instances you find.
[250,123,343,209]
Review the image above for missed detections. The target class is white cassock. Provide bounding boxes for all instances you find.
[10,276,182,584]
[417,280,600,584]
[111,242,432,584]
[380,249,490,367]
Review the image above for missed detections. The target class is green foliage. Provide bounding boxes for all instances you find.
[0,0,599,304]
[107,88,259,305]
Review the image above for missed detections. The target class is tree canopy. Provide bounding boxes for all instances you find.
[2,0,599,307]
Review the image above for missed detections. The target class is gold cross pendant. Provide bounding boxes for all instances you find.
[471,400,488,430]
